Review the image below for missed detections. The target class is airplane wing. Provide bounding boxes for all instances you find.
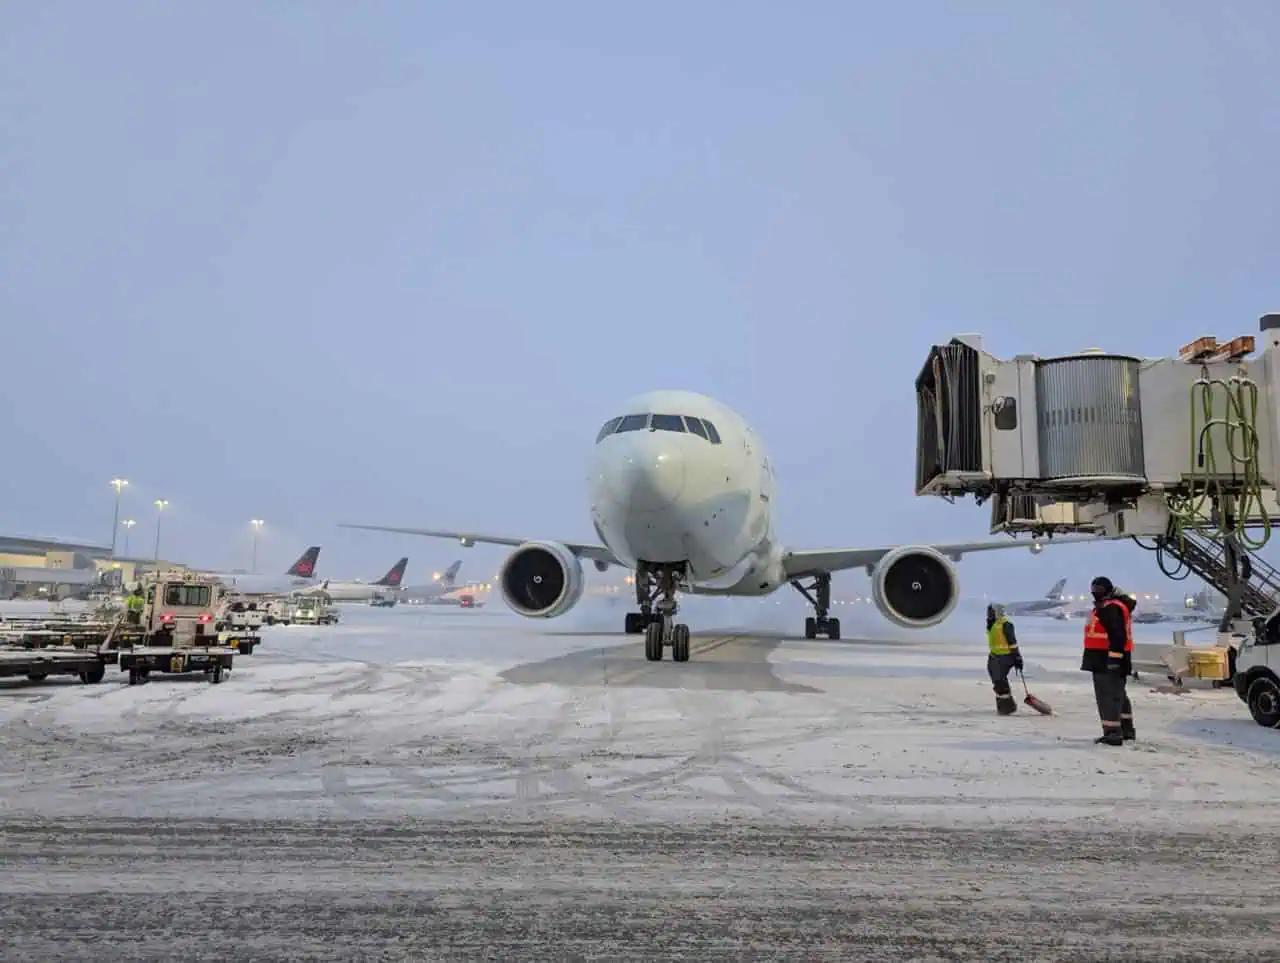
[339,523,622,566]
[782,535,1106,580]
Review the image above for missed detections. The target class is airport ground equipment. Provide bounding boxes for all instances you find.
[290,593,339,625]
[0,646,113,683]
[115,571,237,684]
[215,593,265,654]
[0,613,136,684]
[217,593,265,632]
[915,314,1280,726]
[119,643,233,684]
[264,596,294,625]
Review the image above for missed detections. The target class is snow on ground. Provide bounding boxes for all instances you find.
[4,598,1279,959]
[2,597,1276,828]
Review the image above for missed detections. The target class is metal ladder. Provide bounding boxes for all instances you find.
[1156,527,1280,620]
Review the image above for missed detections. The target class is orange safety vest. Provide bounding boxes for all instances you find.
[1083,598,1134,653]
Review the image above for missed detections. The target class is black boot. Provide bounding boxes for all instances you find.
[1121,719,1135,742]
[994,685,1017,715]
[1095,730,1124,746]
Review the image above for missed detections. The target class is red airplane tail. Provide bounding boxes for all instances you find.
[288,546,321,578]
[376,557,409,587]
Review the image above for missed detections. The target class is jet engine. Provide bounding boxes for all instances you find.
[871,546,959,629]
[500,541,585,618]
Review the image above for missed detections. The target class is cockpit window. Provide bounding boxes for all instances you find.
[605,413,719,441]
[616,414,649,433]
[684,416,708,439]
[596,417,622,442]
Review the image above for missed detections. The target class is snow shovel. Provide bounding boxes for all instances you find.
[1018,669,1053,716]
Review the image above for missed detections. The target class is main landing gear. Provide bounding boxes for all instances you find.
[626,564,691,662]
[791,574,841,640]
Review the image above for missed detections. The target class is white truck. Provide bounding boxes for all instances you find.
[264,596,295,625]
[264,593,338,626]
[1234,618,1280,728]
[215,592,265,653]
[117,572,239,684]
[291,593,339,626]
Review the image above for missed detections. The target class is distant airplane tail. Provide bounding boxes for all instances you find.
[376,557,409,587]
[288,546,321,578]
[442,560,462,586]
[1045,578,1068,601]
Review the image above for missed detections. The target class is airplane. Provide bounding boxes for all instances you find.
[397,561,465,604]
[1127,587,1226,624]
[201,546,321,595]
[308,557,410,604]
[1052,587,1209,624]
[342,390,1094,662]
[1183,587,1227,624]
[1000,578,1069,617]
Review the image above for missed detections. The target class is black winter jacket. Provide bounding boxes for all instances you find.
[1081,595,1134,674]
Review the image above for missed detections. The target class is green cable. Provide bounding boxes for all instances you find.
[1167,371,1270,551]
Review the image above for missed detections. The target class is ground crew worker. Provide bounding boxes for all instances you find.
[986,604,1024,715]
[1082,576,1135,746]
[125,585,145,626]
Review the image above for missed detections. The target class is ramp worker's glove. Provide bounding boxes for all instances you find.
[1013,653,1024,671]
[1106,653,1126,673]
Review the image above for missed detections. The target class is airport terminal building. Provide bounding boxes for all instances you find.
[0,535,176,599]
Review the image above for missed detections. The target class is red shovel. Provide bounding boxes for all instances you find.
[1018,670,1053,716]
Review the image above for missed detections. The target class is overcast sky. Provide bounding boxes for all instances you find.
[2,2,1278,598]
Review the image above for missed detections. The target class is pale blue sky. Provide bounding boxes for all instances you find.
[2,2,1278,594]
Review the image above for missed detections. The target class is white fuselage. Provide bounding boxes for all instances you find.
[399,582,463,604]
[318,581,389,603]
[588,390,786,595]
[203,572,316,596]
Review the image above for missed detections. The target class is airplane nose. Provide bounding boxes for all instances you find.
[603,434,687,512]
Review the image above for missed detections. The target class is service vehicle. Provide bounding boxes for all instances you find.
[116,572,238,685]
[291,593,339,625]
[1235,617,1280,728]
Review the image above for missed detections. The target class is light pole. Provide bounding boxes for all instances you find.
[109,478,129,556]
[153,499,169,563]
[121,519,137,556]
[250,519,265,573]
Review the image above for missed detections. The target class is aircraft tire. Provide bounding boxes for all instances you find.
[804,617,817,640]
[827,618,841,641]
[672,624,691,662]
[644,623,663,662]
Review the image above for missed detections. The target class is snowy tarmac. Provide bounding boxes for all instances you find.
[2,599,1278,959]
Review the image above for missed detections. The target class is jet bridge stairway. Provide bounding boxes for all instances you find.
[1153,527,1280,622]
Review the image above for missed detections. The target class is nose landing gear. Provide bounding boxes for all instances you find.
[792,573,840,640]
[631,564,691,661]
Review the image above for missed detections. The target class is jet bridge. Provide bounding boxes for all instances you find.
[915,314,1280,626]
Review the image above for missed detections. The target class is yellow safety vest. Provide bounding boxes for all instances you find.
[126,595,145,613]
[987,617,1013,656]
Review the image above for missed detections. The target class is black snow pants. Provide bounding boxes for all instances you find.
[988,653,1019,715]
[1092,670,1134,736]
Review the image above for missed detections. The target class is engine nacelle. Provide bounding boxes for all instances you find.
[500,541,585,618]
[871,546,959,629]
